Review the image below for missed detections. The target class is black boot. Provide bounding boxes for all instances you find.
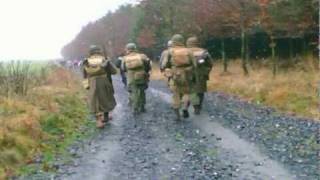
[140,106,146,113]
[198,93,205,110]
[194,105,201,115]
[174,109,181,121]
[103,112,109,123]
[183,110,189,118]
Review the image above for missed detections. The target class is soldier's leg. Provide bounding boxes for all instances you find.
[103,112,109,123]
[190,92,201,115]
[172,91,182,120]
[198,92,205,109]
[136,86,144,113]
[96,112,105,129]
[182,94,190,118]
[127,84,133,106]
[140,85,146,112]
[132,86,140,113]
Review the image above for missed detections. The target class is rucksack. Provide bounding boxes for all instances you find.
[85,55,106,76]
[169,48,194,87]
[125,54,147,84]
[170,48,192,67]
[125,54,144,70]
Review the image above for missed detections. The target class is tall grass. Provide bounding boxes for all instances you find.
[0,65,87,179]
[207,59,319,119]
[0,61,49,97]
[150,57,319,120]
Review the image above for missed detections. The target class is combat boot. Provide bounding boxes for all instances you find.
[96,113,105,129]
[183,109,189,118]
[103,112,109,123]
[174,109,181,121]
[194,105,201,115]
[140,106,146,113]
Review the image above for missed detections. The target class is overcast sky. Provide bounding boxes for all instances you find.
[0,0,131,60]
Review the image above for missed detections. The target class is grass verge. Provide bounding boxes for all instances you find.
[0,66,93,179]
[151,59,319,120]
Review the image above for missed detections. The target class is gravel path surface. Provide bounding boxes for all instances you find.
[19,78,319,180]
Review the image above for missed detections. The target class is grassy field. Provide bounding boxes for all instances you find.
[0,63,92,179]
[151,58,319,120]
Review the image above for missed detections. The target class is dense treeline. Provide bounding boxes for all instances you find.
[61,0,318,75]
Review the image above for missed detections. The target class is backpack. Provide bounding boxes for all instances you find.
[125,54,147,84]
[125,54,144,70]
[85,55,106,76]
[169,48,194,87]
[170,48,192,67]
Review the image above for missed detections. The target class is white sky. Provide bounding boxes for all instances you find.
[0,0,131,60]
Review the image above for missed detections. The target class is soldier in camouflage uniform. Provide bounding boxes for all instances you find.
[121,43,151,114]
[161,34,197,120]
[187,36,213,114]
[160,40,173,71]
[82,45,117,128]
[160,40,173,85]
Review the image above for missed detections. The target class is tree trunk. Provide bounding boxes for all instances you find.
[271,36,277,77]
[241,29,249,76]
[289,38,294,66]
[246,35,250,67]
[222,38,228,72]
[302,37,307,56]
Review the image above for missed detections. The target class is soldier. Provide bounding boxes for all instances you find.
[161,34,197,120]
[121,43,151,114]
[160,40,173,71]
[187,36,213,114]
[160,40,173,85]
[82,45,117,128]
[115,56,127,87]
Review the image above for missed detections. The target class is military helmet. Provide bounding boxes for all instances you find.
[89,45,102,55]
[186,36,200,47]
[171,34,185,46]
[126,43,137,52]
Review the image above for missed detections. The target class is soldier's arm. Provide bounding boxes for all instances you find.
[115,57,123,69]
[159,50,168,71]
[142,54,152,73]
[81,59,88,78]
[107,60,118,75]
[205,51,214,67]
[121,58,127,72]
[161,51,172,69]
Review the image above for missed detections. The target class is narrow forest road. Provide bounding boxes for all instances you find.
[21,77,319,180]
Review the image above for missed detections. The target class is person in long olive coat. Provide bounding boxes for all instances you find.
[82,45,117,128]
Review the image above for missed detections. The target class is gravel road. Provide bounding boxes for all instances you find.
[19,78,319,180]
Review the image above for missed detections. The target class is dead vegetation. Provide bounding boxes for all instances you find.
[0,63,86,179]
[151,57,319,120]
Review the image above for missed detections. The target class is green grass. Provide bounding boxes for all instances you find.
[16,94,95,176]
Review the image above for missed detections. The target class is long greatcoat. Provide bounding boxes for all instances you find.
[82,55,117,114]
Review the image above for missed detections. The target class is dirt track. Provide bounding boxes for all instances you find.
[19,77,319,180]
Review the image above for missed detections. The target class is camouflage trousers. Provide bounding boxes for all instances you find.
[169,79,197,110]
[128,83,147,112]
[190,93,204,107]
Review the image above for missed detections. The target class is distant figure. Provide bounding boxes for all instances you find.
[187,36,213,114]
[115,56,127,87]
[161,34,197,120]
[121,43,151,114]
[82,45,117,128]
